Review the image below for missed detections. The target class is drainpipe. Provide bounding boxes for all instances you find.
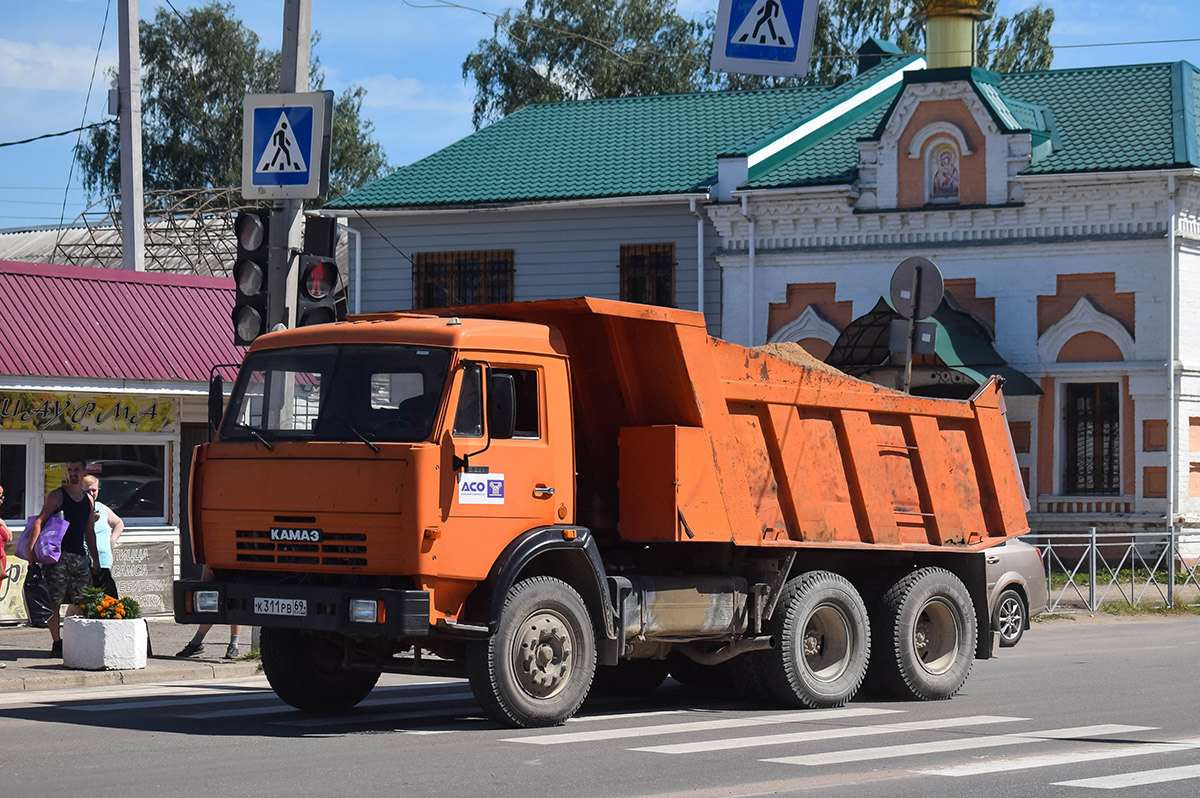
[741,196,756,345]
[341,222,363,314]
[1168,174,1179,557]
[690,198,706,320]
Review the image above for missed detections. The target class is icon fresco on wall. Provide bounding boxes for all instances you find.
[930,144,960,202]
[0,393,177,433]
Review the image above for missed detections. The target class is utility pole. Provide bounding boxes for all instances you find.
[116,0,145,270]
[267,0,311,331]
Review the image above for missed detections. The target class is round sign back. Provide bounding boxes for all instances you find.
[889,257,944,320]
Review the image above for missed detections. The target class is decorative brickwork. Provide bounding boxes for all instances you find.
[766,282,853,340]
[1037,273,1135,337]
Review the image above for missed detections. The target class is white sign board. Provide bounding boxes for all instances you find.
[242,91,333,200]
[458,472,506,505]
[711,0,818,79]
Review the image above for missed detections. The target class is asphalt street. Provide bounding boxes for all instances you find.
[0,614,1198,798]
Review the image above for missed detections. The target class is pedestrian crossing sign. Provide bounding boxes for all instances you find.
[242,91,333,200]
[711,0,817,78]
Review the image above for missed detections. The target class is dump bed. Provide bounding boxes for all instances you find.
[439,297,1030,552]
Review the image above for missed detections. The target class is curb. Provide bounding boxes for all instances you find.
[0,660,262,693]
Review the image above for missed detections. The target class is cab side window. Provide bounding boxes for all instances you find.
[453,364,483,438]
[494,368,539,439]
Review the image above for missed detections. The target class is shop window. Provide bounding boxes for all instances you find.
[44,443,167,520]
[414,250,514,308]
[0,443,26,521]
[1064,383,1120,495]
[620,243,675,307]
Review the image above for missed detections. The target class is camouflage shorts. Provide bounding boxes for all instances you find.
[45,553,93,607]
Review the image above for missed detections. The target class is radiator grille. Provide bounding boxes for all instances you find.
[235,529,368,567]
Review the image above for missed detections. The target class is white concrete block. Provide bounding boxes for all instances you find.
[62,617,148,671]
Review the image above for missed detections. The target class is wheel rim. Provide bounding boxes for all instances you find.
[997,596,1023,641]
[511,608,575,700]
[913,597,960,676]
[801,602,853,683]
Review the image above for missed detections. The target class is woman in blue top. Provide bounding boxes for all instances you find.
[83,475,124,599]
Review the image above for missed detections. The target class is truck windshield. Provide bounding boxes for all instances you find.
[221,344,452,443]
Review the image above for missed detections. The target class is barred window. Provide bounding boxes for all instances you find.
[413,250,514,308]
[1064,382,1120,495]
[620,243,675,307]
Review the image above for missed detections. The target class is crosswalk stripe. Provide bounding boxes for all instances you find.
[180,688,476,720]
[1054,763,1200,790]
[567,710,693,723]
[272,704,486,729]
[921,735,1200,777]
[0,679,270,708]
[502,707,903,745]
[633,715,1026,755]
[762,724,1154,766]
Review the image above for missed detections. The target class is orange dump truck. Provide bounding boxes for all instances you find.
[177,297,1029,727]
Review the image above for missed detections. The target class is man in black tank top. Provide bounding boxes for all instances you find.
[29,457,100,657]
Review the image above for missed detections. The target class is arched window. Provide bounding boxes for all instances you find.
[926,140,960,204]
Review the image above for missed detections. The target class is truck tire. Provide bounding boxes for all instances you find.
[755,570,871,708]
[466,576,596,728]
[993,588,1027,648]
[871,568,976,700]
[261,627,380,712]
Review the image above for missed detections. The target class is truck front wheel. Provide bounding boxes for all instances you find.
[755,570,871,708]
[261,627,380,712]
[871,567,976,700]
[466,576,596,728]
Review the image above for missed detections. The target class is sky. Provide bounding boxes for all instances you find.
[1,0,1198,231]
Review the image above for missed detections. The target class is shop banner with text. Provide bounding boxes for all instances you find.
[0,392,178,433]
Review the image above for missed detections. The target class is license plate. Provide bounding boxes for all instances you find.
[254,597,308,617]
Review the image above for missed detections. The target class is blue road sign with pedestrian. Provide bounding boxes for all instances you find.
[242,91,333,200]
[711,0,816,78]
[251,106,313,187]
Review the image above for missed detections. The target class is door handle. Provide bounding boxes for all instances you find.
[986,555,1000,565]
[533,485,555,498]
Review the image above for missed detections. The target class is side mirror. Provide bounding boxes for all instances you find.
[208,373,224,433]
[487,373,516,440]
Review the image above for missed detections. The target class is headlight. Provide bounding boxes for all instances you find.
[195,591,220,613]
[350,599,380,623]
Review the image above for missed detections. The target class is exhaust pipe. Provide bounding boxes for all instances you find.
[675,636,775,666]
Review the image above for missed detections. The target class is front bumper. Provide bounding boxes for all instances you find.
[174,579,432,637]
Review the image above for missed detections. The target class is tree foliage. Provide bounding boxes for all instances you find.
[77,2,388,201]
[463,0,1054,125]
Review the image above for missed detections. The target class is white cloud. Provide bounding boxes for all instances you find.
[0,39,117,91]
[358,73,474,115]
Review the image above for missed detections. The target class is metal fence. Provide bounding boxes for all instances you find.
[1024,529,1200,612]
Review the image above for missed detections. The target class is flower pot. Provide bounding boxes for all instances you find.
[62,616,148,670]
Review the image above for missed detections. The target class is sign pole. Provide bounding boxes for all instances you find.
[268,0,311,333]
[903,266,920,394]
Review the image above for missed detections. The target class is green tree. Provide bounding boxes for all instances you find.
[77,2,388,201]
[463,0,1054,124]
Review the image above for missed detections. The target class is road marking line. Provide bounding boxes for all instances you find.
[1055,762,1200,790]
[502,707,903,745]
[633,715,1026,754]
[762,724,1154,766]
[921,736,1200,777]
[0,678,270,708]
[567,710,694,723]
[273,705,488,729]
[180,688,477,720]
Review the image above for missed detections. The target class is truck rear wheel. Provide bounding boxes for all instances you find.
[261,627,380,712]
[466,576,596,728]
[756,570,870,708]
[871,567,976,700]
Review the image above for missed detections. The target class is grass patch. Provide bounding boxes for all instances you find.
[1032,613,1075,623]
[1047,568,1195,589]
[1095,602,1200,617]
[237,648,261,661]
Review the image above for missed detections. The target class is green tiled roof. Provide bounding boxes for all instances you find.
[329,57,1200,210]
[1000,62,1186,174]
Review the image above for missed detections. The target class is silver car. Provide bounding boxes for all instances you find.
[986,538,1050,647]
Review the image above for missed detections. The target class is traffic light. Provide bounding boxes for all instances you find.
[297,216,342,327]
[231,209,271,346]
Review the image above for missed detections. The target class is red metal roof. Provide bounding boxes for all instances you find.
[0,260,243,382]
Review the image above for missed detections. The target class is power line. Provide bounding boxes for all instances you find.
[0,120,116,150]
[325,187,415,267]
